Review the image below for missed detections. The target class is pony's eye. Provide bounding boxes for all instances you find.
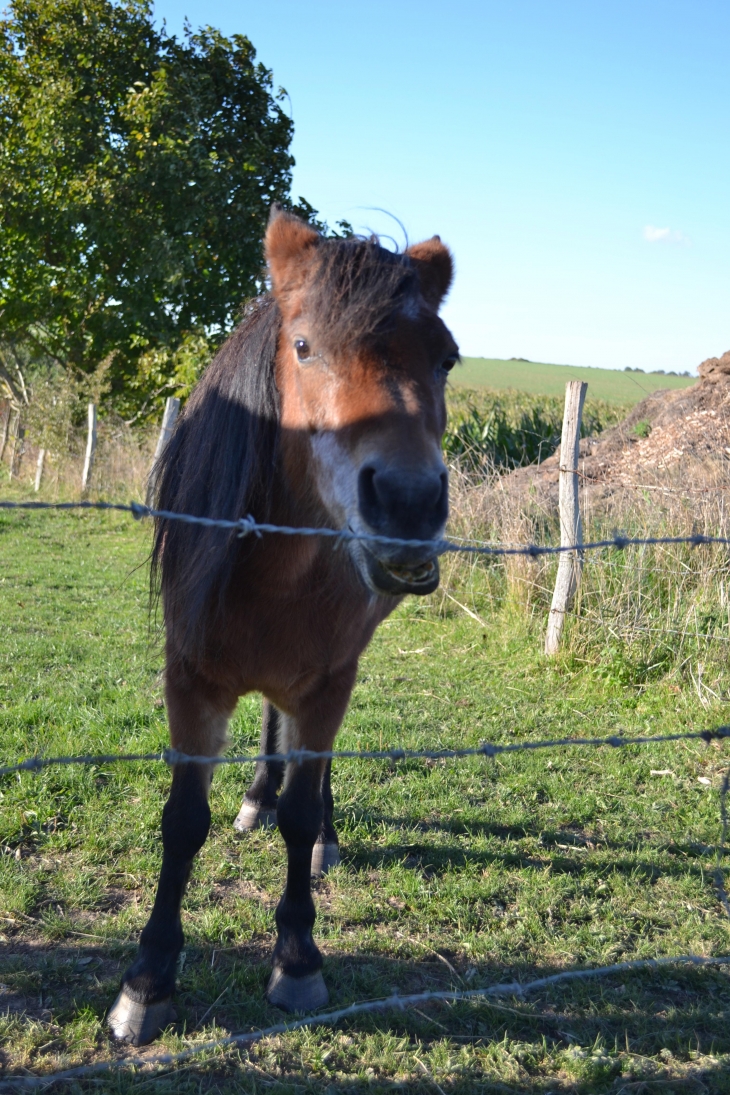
[294,339,312,362]
[442,355,459,373]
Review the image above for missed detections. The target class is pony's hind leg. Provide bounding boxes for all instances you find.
[267,670,355,1013]
[235,701,339,877]
[234,700,284,831]
[108,676,233,1046]
[310,759,340,877]
[267,751,329,1011]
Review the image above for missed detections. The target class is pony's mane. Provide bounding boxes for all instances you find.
[150,295,281,654]
[150,237,419,659]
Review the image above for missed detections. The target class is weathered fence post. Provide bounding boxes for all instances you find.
[545,380,587,656]
[9,417,24,479]
[153,396,180,465]
[34,448,46,492]
[81,402,97,491]
[0,402,11,463]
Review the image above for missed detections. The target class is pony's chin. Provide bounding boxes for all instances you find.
[362,551,440,597]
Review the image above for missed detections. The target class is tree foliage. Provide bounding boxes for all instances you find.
[0,0,298,415]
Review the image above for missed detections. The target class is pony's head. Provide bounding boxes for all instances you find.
[266,205,458,597]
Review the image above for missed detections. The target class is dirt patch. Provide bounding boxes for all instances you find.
[507,350,730,507]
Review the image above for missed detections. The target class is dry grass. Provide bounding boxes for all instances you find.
[2,419,156,501]
[443,454,730,693]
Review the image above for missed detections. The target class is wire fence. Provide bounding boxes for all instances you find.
[2,724,730,779]
[2,497,730,1086]
[2,497,730,557]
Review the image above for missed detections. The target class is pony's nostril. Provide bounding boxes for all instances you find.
[358,463,448,537]
[358,465,381,526]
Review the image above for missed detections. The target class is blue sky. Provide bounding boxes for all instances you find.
[153,0,729,373]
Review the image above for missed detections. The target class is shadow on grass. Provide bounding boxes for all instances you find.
[2,938,730,1089]
[339,831,715,887]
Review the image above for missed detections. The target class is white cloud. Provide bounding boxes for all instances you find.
[643,225,690,244]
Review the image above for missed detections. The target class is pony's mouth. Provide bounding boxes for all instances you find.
[381,559,437,585]
[360,549,440,596]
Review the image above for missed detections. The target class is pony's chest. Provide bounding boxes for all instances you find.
[226,549,393,685]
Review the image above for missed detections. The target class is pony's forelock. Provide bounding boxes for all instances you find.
[303,235,419,352]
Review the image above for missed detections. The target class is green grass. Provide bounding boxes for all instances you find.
[453,358,697,404]
[2,504,730,1092]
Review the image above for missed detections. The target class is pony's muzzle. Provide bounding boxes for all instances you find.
[357,462,448,552]
[356,460,447,595]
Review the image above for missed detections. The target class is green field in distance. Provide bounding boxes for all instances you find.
[453,357,697,405]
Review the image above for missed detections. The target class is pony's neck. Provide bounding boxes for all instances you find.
[271,428,331,532]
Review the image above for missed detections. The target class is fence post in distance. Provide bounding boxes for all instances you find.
[81,403,97,491]
[153,396,180,467]
[34,448,46,492]
[9,417,24,479]
[0,401,11,463]
[545,380,587,656]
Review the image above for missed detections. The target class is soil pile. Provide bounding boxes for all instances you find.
[507,351,730,505]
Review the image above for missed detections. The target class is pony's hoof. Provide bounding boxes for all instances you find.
[108,990,175,1046]
[234,800,278,832]
[311,841,340,877]
[266,968,329,1013]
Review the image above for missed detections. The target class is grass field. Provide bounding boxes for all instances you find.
[2,474,730,1092]
[453,359,697,404]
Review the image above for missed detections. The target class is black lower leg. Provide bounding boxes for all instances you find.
[319,759,337,845]
[121,764,211,1004]
[244,701,285,811]
[272,762,324,980]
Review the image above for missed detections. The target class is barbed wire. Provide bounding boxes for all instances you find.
[2,498,730,558]
[2,724,730,780]
[574,470,730,494]
[0,953,728,1089]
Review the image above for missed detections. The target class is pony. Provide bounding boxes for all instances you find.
[108,205,459,1045]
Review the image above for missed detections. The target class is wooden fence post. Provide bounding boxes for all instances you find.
[81,403,97,491]
[153,396,180,465]
[0,402,11,463]
[34,448,46,492]
[545,380,588,656]
[9,417,24,479]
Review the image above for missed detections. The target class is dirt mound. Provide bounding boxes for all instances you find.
[698,349,730,380]
[507,351,730,505]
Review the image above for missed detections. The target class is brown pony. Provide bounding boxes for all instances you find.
[108,206,459,1045]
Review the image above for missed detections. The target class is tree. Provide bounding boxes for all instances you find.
[0,0,298,416]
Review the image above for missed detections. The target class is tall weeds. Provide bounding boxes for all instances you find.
[444,454,730,691]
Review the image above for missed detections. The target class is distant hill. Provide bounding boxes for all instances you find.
[452,357,697,405]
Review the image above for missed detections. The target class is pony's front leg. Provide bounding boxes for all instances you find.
[108,677,233,1045]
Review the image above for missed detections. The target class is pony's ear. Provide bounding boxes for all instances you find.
[406,236,453,310]
[265,204,320,298]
